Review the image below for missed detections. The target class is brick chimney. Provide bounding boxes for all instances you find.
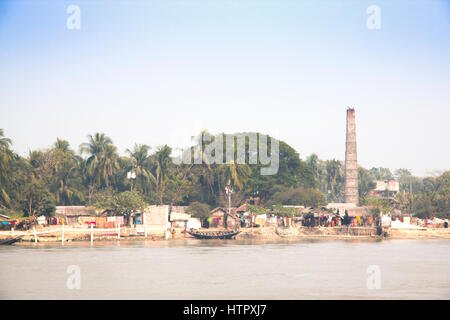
[344,108,359,205]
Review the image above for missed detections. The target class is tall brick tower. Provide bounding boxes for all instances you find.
[344,108,359,205]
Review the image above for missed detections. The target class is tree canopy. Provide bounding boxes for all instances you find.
[0,128,448,218]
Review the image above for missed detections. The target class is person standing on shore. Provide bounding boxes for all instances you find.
[343,210,350,226]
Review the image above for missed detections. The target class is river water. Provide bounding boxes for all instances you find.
[0,239,449,299]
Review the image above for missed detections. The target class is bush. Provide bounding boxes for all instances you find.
[187,202,210,219]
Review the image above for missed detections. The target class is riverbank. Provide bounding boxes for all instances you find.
[2,225,450,243]
[389,228,450,239]
[225,226,450,240]
[237,226,381,240]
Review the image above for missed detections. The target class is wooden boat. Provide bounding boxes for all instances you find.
[186,229,240,240]
[0,237,22,245]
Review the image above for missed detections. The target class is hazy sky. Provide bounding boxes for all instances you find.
[0,0,449,176]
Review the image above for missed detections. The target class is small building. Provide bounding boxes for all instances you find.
[187,217,201,229]
[169,206,189,228]
[0,214,17,230]
[208,207,240,228]
[170,211,191,228]
[236,204,250,215]
[55,206,96,225]
[369,180,400,196]
[209,207,227,228]
[138,205,170,235]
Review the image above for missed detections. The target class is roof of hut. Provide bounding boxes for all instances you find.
[346,206,373,217]
[210,207,227,215]
[236,204,249,212]
[55,206,95,217]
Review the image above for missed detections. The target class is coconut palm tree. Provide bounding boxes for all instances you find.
[126,144,155,194]
[100,144,120,192]
[307,153,319,176]
[79,133,118,200]
[0,129,12,150]
[152,145,172,204]
[54,158,83,205]
[54,138,71,153]
[49,138,83,205]
[191,130,216,202]
[218,161,252,191]
[0,129,13,206]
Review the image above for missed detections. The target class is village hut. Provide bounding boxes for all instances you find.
[55,206,96,225]
[209,207,227,228]
[208,207,241,229]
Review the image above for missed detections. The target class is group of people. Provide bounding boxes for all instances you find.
[303,210,374,228]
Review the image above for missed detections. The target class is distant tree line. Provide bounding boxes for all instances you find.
[0,129,448,218]
[306,153,449,218]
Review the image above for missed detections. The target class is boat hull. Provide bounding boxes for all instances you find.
[0,237,22,245]
[186,230,240,239]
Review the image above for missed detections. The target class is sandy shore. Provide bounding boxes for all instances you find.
[3,225,450,243]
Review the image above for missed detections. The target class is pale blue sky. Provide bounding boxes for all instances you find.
[0,0,449,176]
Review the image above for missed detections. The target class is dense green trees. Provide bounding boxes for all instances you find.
[0,128,448,218]
[358,167,377,200]
[19,181,56,217]
[265,186,326,208]
[0,128,13,206]
[305,152,449,218]
[306,154,344,202]
[126,144,155,194]
[79,133,119,199]
[396,171,450,218]
[113,191,147,226]
[186,202,210,219]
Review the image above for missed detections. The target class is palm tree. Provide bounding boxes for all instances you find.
[0,129,12,150]
[192,130,216,202]
[79,133,113,158]
[54,158,83,205]
[152,145,172,204]
[326,159,343,201]
[99,144,120,193]
[218,161,252,191]
[0,129,13,206]
[307,153,319,176]
[307,153,328,192]
[79,133,118,200]
[54,138,71,153]
[213,161,251,208]
[126,144,155,194]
